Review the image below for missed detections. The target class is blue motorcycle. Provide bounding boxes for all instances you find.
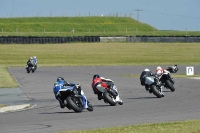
[54,82,93,113]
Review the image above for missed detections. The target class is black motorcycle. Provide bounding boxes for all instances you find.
[55,83,93,113]
[144,75,164,98]
[26,60,36,73]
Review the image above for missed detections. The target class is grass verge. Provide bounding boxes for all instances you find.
[58,120,200,133]
[0,66,18,88]
[0,104,6,108]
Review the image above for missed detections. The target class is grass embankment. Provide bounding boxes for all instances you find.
[0,43,200,88]
[59,120,200,133]
[0,17,200,36]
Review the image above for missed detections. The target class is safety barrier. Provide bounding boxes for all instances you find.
[0,36,200,44]
[0,36,100,44]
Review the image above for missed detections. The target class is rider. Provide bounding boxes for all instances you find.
[53,77,92,110]
[140,68,164,96]
[91,74,114,100]
[140,68,154,90]
[33,56,37,69]
[156,65,177,84]
[27,56,36,69]
[27,57,33,65]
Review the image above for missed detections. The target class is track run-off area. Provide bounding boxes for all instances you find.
[0,65,200,133]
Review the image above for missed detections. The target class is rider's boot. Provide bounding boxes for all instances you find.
[86,101,93,111]
[145,85,150,91]
[98,92,103,100]
[56,95,65,109]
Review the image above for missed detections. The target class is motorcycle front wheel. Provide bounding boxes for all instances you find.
[66,96,83,113]
[150,85,162,98]
[165,80,175,92]
[103,91,117,106]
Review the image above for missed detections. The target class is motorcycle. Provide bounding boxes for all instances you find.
[144,75,164,98]
[159,65,178,92]
[99,82,123,106]
[26,60,36,73]
[55,82,93,113]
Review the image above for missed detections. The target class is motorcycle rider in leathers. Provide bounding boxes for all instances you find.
[140,68,155,91]
[91,74,114,100]
[156,66,176,83]
[54,77,92,110]
[140,68,164,96]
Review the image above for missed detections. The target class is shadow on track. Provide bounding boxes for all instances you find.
[127,97,156,99]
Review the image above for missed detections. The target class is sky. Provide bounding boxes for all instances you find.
[0,0,200,31]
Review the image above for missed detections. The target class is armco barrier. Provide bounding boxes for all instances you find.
[0,36,200,44]
[0,36,101,44]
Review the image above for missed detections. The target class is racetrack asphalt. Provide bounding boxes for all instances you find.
[0,65,200,133]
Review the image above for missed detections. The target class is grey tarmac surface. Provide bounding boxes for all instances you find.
[0,65,200,133]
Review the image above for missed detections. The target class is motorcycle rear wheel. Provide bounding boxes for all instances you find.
[103,92,117,106]
[66,96,83,113]
[165,80,175,92]
[150,85,162,98]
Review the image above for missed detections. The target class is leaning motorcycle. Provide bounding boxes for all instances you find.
[144,75,164,98]
[26,60,36,73]
[56,83,93,113]
[159,65,178,92]
[100,83,123,106]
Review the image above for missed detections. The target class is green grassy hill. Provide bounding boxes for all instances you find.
[0,17,156,32]
[0,17,199,36]
[0,17,156,36]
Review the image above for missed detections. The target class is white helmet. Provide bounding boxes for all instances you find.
[30,57,33,60]
[157,66,162,70]
[144,68,150,71]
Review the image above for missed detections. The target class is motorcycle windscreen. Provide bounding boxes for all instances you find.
[145,76,154,85]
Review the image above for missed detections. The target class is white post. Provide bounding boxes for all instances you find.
[185,28,187,36]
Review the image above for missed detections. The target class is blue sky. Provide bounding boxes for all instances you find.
[0,0,200,31]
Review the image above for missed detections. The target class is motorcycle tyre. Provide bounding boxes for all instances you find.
[32,69,35,73]
[150,85,162,98]
[165,80,175,92]
[103,91,117,106]
[66,96,83,113]
[27,67,30,73]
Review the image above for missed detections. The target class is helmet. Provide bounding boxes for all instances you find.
[30,57,33,60]
[33,56,36,58]
[157,66,162,70]
[144,68,150,71]
[93,74,100,79]
[57,77,65,82]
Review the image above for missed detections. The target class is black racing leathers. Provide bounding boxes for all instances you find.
[140,71,154,86]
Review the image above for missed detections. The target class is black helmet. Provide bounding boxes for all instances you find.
[57,77,65,82]
[93,74,100,79]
